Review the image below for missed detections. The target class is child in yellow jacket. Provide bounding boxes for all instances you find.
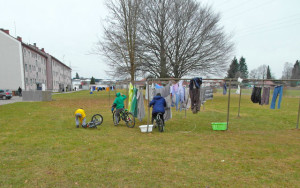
[74,108,86,128]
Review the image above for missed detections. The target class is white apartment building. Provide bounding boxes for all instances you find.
[0,29,71,92]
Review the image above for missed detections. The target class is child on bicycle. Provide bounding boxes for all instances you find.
[74,108,86,128]
[149,93,167,125]
[111,92,127,125]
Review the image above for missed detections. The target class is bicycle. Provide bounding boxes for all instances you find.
[154,113,165,132]
[82,114,103,128]
[112,109,135,128]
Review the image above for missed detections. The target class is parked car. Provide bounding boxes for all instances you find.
[0,89,12,99]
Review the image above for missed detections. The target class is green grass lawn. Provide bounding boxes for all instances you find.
[0,90,299,187]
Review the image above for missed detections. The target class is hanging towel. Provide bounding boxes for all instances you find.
[236,85,241,95]
[137,90,145,121]
[130,87,138,117]
[128,83,134,111]
[164,94,172,121]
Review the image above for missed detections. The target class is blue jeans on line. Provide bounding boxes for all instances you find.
[270,86,283,109]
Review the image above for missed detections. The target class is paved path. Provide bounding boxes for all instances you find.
[0,96,23,106]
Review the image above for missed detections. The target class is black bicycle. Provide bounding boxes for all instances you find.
[154,113,165,132]
[112,109,135,128]
[82,114,103,128]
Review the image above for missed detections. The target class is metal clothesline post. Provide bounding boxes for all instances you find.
[238,86,242,117]
[297,97,300,129]
[147,80,150,133]
[226,79,231,130]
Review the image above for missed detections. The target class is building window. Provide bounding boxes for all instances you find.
[25,64,28,72]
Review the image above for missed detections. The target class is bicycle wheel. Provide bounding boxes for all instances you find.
[157,119,164,132]
[112,111,120,126]
[91,114,103,126]
[125,112,135,128]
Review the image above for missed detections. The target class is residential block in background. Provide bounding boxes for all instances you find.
[0,29,71,92]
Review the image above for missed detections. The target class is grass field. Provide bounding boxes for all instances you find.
[0,90,299,187]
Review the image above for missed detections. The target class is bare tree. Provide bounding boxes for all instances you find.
[282,62,293,79]
[96,0,143,83]
[139,0,233,78]
[138,0,172,78]
[249,65,268,79]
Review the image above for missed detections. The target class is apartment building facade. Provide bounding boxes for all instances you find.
[0,29,71,92]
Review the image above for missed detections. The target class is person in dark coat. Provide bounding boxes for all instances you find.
[149,93,167,125]
[18,87,22,96]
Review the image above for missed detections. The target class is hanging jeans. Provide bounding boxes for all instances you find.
[223,83,227,95]
[190,88,200,114]
[270,86,283,109]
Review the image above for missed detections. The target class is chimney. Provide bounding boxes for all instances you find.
[0,29,10,35]
[34,43,36,47]
[17,36,22,42]
[41,48,45,52]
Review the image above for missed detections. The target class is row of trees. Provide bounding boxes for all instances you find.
[282,60,300,80]
[249,65,272,79]
[227,57,300,82]
[96,0,234,83]
[227,56,248,79]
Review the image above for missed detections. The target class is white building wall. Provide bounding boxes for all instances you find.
[23,47,47,91]
[0,32,24,90]
[51,58,71,92]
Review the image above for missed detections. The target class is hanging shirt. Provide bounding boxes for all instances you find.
[178,80,185,103]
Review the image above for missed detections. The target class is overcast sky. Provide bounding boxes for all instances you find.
[1,0,299,79]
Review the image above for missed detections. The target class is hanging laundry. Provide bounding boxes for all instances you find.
[236,85,241,95]
[130,87,138,117]
[128,83,134,111]
[189,77,202,114]
[155,83,163,89]
[223,82,227,95]
[251,86,262,104]
[164,93,172,121]
[261,87,270,105]
[178,80,185,111]
[236,77,243,95]
[154,82,172,121]
[270,85,283,109]
[205,87,213,100]
[137,90,145,121]
[184,88,191,109]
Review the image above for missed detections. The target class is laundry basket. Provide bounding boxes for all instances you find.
[211,122,227,131]
[139,125,153,133]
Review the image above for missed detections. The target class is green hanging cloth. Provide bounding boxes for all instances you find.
[130,87,138,117]
[128,82,133,111]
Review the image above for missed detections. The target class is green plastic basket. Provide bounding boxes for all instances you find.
[211,122,227,131]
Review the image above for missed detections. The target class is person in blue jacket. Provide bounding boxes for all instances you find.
[149,93,167,125]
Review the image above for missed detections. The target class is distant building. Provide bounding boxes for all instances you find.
[0,29,71,92]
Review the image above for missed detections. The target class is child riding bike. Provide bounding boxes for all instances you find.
[149,93,167,126]
[111,92,127,125]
